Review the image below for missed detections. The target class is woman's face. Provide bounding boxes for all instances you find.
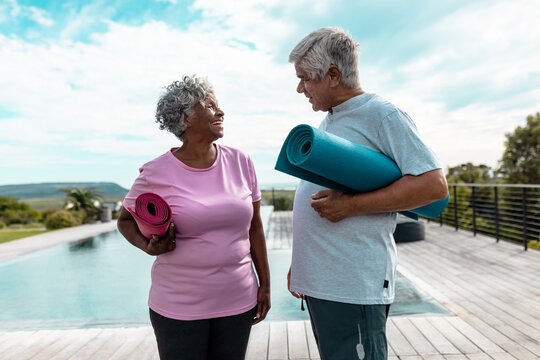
[185,94,225,141]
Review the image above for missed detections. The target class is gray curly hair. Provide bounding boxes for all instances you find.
[289,27,360,89]
[155,75,214,140]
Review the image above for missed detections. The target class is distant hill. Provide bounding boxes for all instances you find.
[0,182,129,200]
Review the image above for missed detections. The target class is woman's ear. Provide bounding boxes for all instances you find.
[184,114,192,128]
[328,65,341,87]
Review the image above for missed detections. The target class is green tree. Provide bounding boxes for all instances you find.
[446,163,494,184]
[0,196,41,225]
[498,112,540,184]
[60,187,103,221]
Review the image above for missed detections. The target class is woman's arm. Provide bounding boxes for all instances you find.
[117,207,176,256]
[249,201,271,324]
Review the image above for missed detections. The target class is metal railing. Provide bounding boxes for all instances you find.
[432,183,540,250]
[262,183,540,250]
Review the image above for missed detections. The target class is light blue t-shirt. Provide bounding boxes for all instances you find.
[290,93,441,304]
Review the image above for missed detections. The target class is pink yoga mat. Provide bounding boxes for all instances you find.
[128,192,172,239]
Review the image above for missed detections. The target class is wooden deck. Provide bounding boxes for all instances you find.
[2,212,540,359]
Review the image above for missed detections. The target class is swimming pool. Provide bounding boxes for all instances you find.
[0,231,446,330]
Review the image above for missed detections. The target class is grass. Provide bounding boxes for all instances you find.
[0,228,53,244]
[22,197,65,211]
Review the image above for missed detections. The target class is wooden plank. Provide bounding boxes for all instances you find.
[108,327,153,360]
[304,320,320,360]
[422,355,446,360]
[135,329,159,360]
[2,329,59,360]
[246,322,269,360]
[445,316,504,355]
[50,328,102,360]
[268,321,288,360]
[0,331,36,356]
[387,318,417,356]
[399,255,538,359]
[409,317,460,355]
[32,329,88,360]
[465,353,492,359]
[68,328,109,359]
[287,321,310,359]
[392,317,438,356]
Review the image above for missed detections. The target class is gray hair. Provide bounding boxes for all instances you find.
[155,75,214,140]
[289,27,360,89]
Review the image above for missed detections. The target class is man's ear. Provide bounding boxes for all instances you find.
[328,65,341,87]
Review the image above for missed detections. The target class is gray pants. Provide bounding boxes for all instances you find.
[306,296,390,360]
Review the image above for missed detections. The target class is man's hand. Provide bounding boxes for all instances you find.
[310,189,354,222]
[145,222,176,256]
[287,266,305,299]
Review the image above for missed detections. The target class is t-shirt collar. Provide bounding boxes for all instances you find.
[330,93,371,115]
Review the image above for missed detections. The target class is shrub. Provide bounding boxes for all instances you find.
[70,209,87,223]
[0,196,41,225]
[41,209,57,222]
[0,220,5,229]
[1,209,22,224]
[272,196,294,211]
[45,210,81,229]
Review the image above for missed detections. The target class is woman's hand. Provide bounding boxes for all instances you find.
[253,284,271,325]
[287,266,305,299]
[145,223,176,256]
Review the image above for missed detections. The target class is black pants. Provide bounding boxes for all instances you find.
[149,306,257,360]
[306,297,390,360]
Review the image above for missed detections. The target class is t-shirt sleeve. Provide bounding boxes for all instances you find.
[122,166,152,211]
[246,155,262,202]
[376,109,441,176]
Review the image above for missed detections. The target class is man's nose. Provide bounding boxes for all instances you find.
[297,80,304,94]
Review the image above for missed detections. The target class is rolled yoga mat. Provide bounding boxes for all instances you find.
[274,124,449,219]
[128,192,172,239]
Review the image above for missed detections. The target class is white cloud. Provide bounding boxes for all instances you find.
[27,6,54,27]
[0,18,318,186]
[358,0,540,172]
[1,0,539,187]
[1,0,54,27]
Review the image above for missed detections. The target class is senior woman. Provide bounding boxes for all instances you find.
[117,74,271,360]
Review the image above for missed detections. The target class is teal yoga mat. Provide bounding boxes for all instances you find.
[274,124,449,219]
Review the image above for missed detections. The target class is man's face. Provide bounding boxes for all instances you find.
[295,63,333,112]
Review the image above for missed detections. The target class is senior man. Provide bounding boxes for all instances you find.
[286,27,448,360]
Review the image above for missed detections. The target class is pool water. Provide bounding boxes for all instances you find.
[0,231,446,330]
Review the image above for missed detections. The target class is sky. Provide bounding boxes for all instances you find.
[0,0,539,189]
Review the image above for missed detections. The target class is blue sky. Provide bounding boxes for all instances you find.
[1,0,539,189]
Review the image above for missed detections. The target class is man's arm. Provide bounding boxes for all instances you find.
[310,168,448,222]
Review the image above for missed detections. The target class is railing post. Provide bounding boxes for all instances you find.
[522,187,528,251]
[272,188,275,207]
[453,185,458,231]
[494,187,499,242]
[471,186,477,236]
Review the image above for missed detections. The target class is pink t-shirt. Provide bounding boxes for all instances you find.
[123,144,261,320]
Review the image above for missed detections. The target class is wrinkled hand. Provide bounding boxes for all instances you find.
[287,266,305,299]
[145,223,176,256]
[253,285,271,325]
[310,189,353,222]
